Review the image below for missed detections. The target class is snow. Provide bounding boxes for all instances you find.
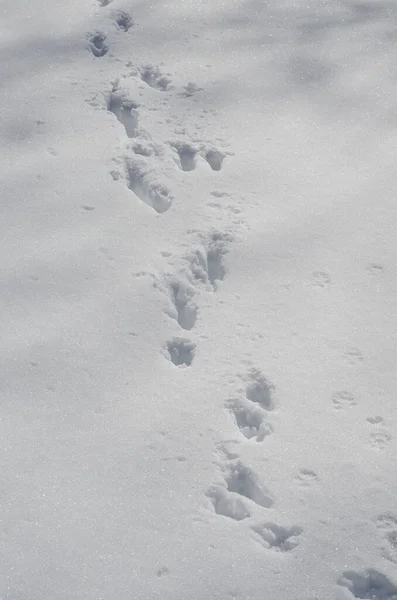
[1,0,397,598]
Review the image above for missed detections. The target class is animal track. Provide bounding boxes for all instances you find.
[129,138,157,157]
[205,149,225,171]
[367,416,384,424]
[338,569,397,599]
[211,191,228,199]
[310,271,331,287]
[107,77,175,212]
[164,277,198,330]
[226,369,275,443]
[376,514,397,530]
[251,523,302,551]
[108,85,139,138]
[124,156,173,213]
[332,390,356,410]
[384,531,397,562]
[171,141,226,171]
[207,239,227,287]
[187,231,231,291]
[166,338,196,366]
[180,82,204,97]
[344,347,364,365]
[96,0,113,5]
[113,11,133,31]
[139,65,172,91]
[225,462,273,509]
[227,398,272,442]
[87,32,108,57]
[295,469,318,486]
[370,429,391,450]
[207,486,251,521]
[366,263,384,275]
[172,142,198,172]
[244,369,275,411]
[376,514,397,564]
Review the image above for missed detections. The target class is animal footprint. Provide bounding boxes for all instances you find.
[295,469,318,486]
[124,156,173,213]
[367,416,384,424]
[332,390,357,410]
[129,138,158,157]
[369,429,391,450]
[139,65,172,91]
[172,142,198,172]
[244,369,275,411]
[108,85,139,138]
[376,514,397,530]
[166,337,196,366]
[227,398,272,442]
[205,149,225,171]
[186,231,232,291]
[344,347,364,365]
[113,11,133,31]
[251,523,302,552]
[338,569,397,599]
[180,82,204,97]
[366,415,390,450]
[207,461,272,523]
[171,141,225,172]
[164,277,198,330]
[384,531,397,562]
[206,236,227,287]
[96,0,113,5]
[225,462,273,509]
[207,486,251,521]
[366,263,384,276]
[376,514,397,563]
[87,32,108,57]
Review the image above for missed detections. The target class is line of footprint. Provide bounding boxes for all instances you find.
[88,0,133,58]
[85,3,397,591]
[153,228,300,553]
[87,2,301,555]
[158,229,233,366]
[86,4,227,214]
[86,2,231,366]
[207,370,303,553]
[106,67,227,214]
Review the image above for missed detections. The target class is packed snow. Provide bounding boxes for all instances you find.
[1,0,397,599]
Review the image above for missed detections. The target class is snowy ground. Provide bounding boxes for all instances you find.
[1,0,397,599]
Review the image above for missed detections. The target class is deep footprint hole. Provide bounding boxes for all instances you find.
[108,95,139,138]
[209,488,250,521]
[245,372,274,410]
[140,67,171,91]
[339,569,397,599]
[205,150,225,171]
[166,338,196,366]
[207,247,226,288]
[177,146,196,171]
[124,160,171,214]
[114,11,133,31]
[226,463,273,508]
[89,33,108,57]
[170,282,197,331]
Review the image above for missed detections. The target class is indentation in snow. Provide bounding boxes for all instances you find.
[87,32,108,57]
[166,338,196,366]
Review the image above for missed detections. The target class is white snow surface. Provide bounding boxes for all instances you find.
[1,0,397,598]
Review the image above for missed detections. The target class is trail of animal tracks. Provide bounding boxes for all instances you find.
[1,0,397,599]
